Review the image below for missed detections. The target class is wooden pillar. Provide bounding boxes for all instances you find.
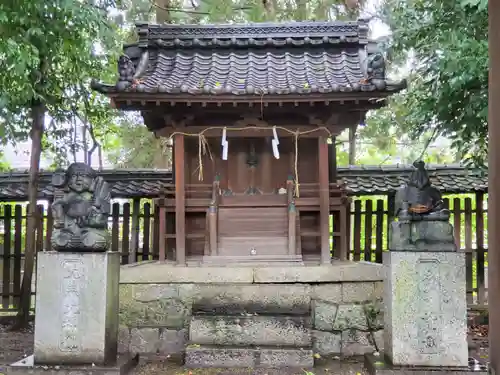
[318,136,330,264]
[174,133,186,265]
[237,150,247,190]
[328,137,337,183]
[287,178,296,256]
[288,206,297,256]
[261,139,272,193]
[489,1,500,370]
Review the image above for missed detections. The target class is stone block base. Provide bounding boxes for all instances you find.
[364,354,488,375]
[185,346,314,368]
[383,251,468,366]
[389,221,456,251]
[5,354,139,375]
[35,251,120,365]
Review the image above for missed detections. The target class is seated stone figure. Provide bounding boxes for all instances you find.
[390,161,455,251]
[51,163,111,252]
[395,160,450,222]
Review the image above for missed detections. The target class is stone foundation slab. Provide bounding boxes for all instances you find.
[5,354,139,375]
[185,346,314,368]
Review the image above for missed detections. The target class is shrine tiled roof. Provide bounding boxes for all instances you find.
[91,20,406,97]
[0,165,487,201]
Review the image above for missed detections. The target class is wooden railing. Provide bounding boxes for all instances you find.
[0,192,489,312]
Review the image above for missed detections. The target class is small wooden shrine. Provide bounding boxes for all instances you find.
[92,20,405,266]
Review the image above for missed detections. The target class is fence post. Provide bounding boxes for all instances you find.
[2,205,12,309]
[375,199,384,263]
[364,199,373,262]
[142,202,151,261]
[386,192,395,250]
[464,198,473,304]
[129,198,141,264]
[353,200,362,261]
[476,192,486,305]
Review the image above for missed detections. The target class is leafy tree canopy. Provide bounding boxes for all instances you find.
[0,0,127,169]
[377,0,488,165]
[0,0,127,327]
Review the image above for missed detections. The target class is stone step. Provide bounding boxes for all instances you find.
[190,284,311,316]
[189,315,312,347]
[185,345,314,369]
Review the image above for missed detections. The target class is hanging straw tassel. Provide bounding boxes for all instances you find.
[197,133,212,181]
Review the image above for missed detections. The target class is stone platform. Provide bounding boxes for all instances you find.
[4,354,139,375]
[364,354,488,375]
[118,260,385,362]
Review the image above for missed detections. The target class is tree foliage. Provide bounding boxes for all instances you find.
[0,0,122,138]
[0,0,122,326]
[377,0,488,165]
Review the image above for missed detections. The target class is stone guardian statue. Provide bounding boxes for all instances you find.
[389,161,455,251]
[50,163,111,252]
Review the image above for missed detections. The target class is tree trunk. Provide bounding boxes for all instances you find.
[489,0,500,370]
[82,124,88,164]
[15,100,45,328]
[156,0,170,23]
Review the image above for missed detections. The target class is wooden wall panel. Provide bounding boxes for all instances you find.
[185,136,319,194]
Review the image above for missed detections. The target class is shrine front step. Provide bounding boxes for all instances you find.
[185,345,314,369]
[189,315,312,347]
[186,314,314,369]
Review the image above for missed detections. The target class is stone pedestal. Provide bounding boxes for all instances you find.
[383,251,468,367]
[34,251,120,365]
[389,221,456,252]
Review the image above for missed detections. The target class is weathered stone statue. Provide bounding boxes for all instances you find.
[366,52,387,90]
[394,160,450,222]
[389,161,455,251]
[51,163,111,252]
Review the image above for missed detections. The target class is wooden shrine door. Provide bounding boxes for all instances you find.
[212,138,302,262]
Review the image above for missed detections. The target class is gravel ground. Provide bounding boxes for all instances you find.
[0,311,490,372]
[0,317,34,364]
[132,357,366,375]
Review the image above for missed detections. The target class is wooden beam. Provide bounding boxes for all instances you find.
[109,91,392,105]
[318,136,330,264]
[174,133,186,265]
[489,0,500,370]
